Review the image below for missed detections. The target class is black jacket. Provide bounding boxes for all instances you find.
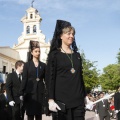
[96,99,111,116]
[46,50,86,108]
[114,92,120,110]
[6,72,21,104]
[19,60,46,95]
[0,93,12,120]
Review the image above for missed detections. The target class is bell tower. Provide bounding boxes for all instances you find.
[13,7,50,62]
[21,7,43,38]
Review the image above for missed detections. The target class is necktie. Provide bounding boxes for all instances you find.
[18,74,21,82]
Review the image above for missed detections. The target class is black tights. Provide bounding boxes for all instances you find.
[27,115,42,120]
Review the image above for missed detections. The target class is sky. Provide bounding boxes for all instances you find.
[0,0,120,72]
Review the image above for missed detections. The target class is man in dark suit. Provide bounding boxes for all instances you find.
[6,60,24,120]
[114,85,120,120]
[96,92,111,120]
[0,83,12,120]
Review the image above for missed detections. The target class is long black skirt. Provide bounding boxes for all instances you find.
[24,92,43,115]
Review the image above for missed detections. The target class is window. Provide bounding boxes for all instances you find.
[30,14,33,19]
[33,25,36,33]
[3,66,6,73]
[26,26,30,34]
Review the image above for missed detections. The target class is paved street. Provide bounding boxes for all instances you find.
[24,111,116,120]
[41,111,98,120]
[25,111,116,120]
[42,112,96,120]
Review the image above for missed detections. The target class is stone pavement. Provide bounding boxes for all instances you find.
[24,111,116,120]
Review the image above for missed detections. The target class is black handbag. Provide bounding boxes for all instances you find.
[56,101,66,113]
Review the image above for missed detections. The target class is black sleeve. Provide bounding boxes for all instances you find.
[96,102,99,114]
[6,73,13,102]
[114,93,118,110]
[19,62,28,96]
[43,63,46,83]
[77,52,86,97]
[45,52,57,99]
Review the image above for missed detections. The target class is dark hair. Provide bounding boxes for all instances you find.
[99,92,104,96]
[49,20,78,54]
[27,40,40,61]
[1,83,6,93]
[15,60,24,69]
[116,85,120,90]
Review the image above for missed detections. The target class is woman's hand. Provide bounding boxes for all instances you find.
[48,99,61,112]
[20,96,24,101]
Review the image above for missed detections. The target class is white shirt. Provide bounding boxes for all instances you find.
[16,70,22,81]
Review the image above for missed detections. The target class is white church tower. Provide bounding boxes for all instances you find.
[13,6,50,62]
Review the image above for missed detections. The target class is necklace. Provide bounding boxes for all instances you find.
[34,61,38,67]
[33,61,39,81]
[61,48,75,74]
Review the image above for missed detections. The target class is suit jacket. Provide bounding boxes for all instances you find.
[0,93,12,120]
[114,92,120,110]
[96,99,110,116]
[19,60,46,95]
[6,71,22,104]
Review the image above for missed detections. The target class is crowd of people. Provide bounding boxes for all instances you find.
[85,90,120,120]
[0,19,120,120]
[0,20,86,120]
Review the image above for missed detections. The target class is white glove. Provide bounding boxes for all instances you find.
[48,100,61,112]
[9,101,15,106]
[86,103,93,110]
[110,112,112,116]
[95,114,98,117]
[115,110,119,114]
[20,96,23,101]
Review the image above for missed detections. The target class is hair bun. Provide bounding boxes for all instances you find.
[30,41,40,50]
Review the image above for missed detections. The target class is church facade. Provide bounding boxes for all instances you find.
[0,7,50,76]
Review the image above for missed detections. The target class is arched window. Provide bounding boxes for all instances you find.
[26,26,30,34]
[33,25,36,33]
[30,14,33,19]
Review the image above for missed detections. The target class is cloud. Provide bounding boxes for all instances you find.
[1,0,120,11]
[66,0,120,11]
[0,0,119,30]
[18,0,30,5]
[30,0,120,11]
[0,0,16,1]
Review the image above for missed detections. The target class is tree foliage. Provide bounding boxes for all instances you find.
[99,64,120,90]
[80,51,99,91]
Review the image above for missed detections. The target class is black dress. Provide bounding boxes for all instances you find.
[0,93,12,120]
[46,50,86,109]
[19,60,46,115]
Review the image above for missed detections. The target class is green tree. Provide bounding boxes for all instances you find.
[99,64,120,90]
[80,51,99,91]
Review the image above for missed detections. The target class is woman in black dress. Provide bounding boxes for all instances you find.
[46,20,86,120]
[19,41,46,120]
[0,83,12,120]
